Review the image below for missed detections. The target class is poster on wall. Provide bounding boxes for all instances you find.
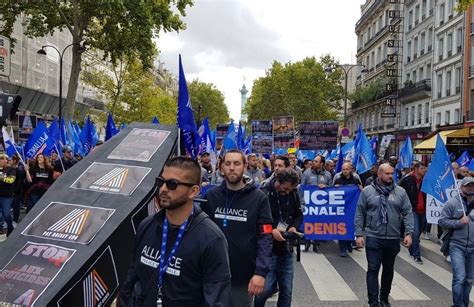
[18,115,37,141]
[272,116,295,151]
[0,242,76,306]
[251,120,273,154]
[299,121,339,150]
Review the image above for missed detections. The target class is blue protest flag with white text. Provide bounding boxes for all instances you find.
[421,134,456,203]
[342,141,355,161]
[335,143,344,173]
[24,121,54,159]
[67,120,83,155]
[177,55,198,158]
[2,127,17,158]
[223,120,237,150]
[355,130,376,174]
[456,151,471,167]
[397,136,414,169]
[80,116,95,155]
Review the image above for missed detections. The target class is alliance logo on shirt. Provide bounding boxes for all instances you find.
[42,208,90,241]
[83,269,110,307]
[89,167,129,193]
[140,245,182,276]
[214,207,248,222]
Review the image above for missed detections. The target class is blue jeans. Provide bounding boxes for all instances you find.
[0,197,14,235]
[450,244,474,307]
[254,253,293,307]
[365,237,400,304]
[409,212,426,258]
[27,193,42,212]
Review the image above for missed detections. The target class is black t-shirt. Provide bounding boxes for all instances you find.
[203,182,273,285]
[0,167,17,197]
[30,166,53,185]
[121,208,231,307]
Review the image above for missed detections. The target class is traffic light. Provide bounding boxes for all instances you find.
[0,93,21,125]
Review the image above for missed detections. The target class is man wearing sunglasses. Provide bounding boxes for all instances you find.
[202,149,273,307]
[119,157,231,307]
[53,145,78,180]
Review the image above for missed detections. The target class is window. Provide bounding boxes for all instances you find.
[428,27,433,47]
[454,108,460,123]
[409,10,413,28]
[414,37,419,55]
[407,41,412,59]
[377,46,382,64]
[425,102,430,123]
[437,74,443,97]
[456,28,463,52]
[439,38,444,60]
[415,5,420,23]
[447,70,452,95]
[379,15,383,31]
[422,0,427,16]
[419,67,424,79]
[445,110,450,125]
[447,33,453,54]
[418,104,422,124]
[413,70,417,82]
[448,0,454,14]
[421,32,426,52]
[405,107,409,126]
[427,64,432,78]
[406,73,411,83]
[455,67,461,93]
[439,4,445,24]
[436,112,441,125]
[366,55,370,68]
[411,106,416,126]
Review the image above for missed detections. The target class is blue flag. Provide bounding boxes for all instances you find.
[352,124,363,165]
[224,120,237,150]
[2,127,17,158]
[355,130,376,174]
[469,158,474,171]
[80,116,95,155]
[369,136,378,162]
[421,134,456,203]
[59,119,67,147]
[197,117,210,155]
[152,116,160,124]
[456,151,471,167]
[177,55,198,158]
[335,143,344,173]
[67,120,83,155]
[341,141,355,161]
[105,113,118,141]
[243,135,252,154]
[24,121,54,159]
[397,136,414,169]
[48,118,62,153]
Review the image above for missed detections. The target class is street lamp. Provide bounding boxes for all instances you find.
[325,64,367,128]
[37,43,85,124]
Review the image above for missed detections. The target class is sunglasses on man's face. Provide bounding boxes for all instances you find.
[156,176,197,190]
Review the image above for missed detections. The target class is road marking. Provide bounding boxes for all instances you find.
[398,247,474,302]
[300,252,359,301]
[420,238,444,254]
[349,248,429,300]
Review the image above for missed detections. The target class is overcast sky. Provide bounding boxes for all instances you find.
[156,0,367,121]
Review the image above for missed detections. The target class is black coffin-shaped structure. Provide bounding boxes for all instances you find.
[0,123,178,306]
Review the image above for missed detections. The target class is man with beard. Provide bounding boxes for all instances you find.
[202,149,273,307]
[119,157,231,307]
[355,163,414,307]
[439,176,474,307]
[200,152,213,183]
[255,168,302,307]
[245,154,266,186]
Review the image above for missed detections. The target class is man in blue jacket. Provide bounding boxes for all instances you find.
[203,149,273,307]
[439,176,474,307]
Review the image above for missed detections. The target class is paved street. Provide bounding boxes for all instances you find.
[0,229,460,306]
[267,237,458,307]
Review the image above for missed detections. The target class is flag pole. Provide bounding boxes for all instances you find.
[177,128,181,156]
[54,144,65,173]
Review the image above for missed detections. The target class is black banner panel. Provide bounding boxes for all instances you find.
[0,123,178,306]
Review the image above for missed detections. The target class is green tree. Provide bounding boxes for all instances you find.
[0,0,192,120]
[82,57,177,125]
[244,56,344,123]
[456,0,473,11]
[188,80,229,127]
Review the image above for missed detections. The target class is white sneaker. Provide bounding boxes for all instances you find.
[446,255,451,263]
[12,221,17,228]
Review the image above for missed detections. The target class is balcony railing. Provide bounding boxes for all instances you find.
[457,45,462,53]
[407,56,411,62]
[456,86,461,94]
[429,8,433,15]
[448,50,452,57]
[437,92,442,98]
[414,53,418,59]
[415,19,419,25]
[428,45,432,51]
[420,49,425,55]
[469,66,474,78]
[422,14,426,20]
[398,79,432,99]
[471,22,474,34]
[447,89,451,96]
[439,54,443,61]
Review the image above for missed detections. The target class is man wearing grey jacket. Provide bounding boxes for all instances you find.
[355,163,414,307]
[438,176,474,307]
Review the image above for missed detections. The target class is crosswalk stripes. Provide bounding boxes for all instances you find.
[348,246,430,301]
[300,252,359,300]
[277,240,463,306]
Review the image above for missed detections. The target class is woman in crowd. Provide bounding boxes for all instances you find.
[25,153,54,212]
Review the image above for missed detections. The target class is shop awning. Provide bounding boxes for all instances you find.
[413,130,457,154]
[446,127,474,146]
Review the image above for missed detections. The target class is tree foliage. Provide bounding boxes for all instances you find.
[82,57,177,125]
[187,80,229,128]
[244,56,345,124]
[0,0,192,119]
[456,0,474,11]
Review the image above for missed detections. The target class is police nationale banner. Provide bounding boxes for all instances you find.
[302,185,360,240]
